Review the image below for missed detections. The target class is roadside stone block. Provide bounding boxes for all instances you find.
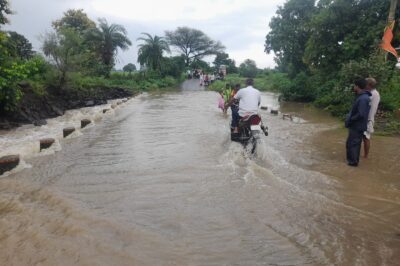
[0,155,20,175]
[81,119,91,128]
[40,138,55,151]
[63,127,75,138]
[271,109,279,115]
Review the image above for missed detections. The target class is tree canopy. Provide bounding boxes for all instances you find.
[264,0,400,116]
[239,59,258,78]
[213,52,237,74]
[165,27,225,66]
[123,63,136,73]
[52,9,96,33]
[86,18,132,75]
[6,31,34,60]
[266,0,394,77]
[137,33,170,72]
[0,0,12,25]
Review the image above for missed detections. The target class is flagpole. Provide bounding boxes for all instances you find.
[389,0,398,23]
[383,0,398,61]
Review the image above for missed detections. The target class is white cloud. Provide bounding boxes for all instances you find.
[5,0,286,69]
[90,0,282,21]
[230,43,275,69]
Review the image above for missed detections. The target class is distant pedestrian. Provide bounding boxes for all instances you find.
[363,77,380,158]
[345,79,371,167]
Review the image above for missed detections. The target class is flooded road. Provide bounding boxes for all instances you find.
[1,80,399,265]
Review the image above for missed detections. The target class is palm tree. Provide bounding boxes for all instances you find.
[137,33,170,72]
[86,18,131,75]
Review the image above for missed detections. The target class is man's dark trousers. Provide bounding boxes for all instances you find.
[346,128,363,166]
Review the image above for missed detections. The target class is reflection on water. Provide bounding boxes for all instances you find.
[0,80,399,265]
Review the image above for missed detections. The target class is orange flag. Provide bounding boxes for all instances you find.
[380,21,398,58]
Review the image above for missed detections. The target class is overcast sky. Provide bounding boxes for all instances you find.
[5,0,286,69]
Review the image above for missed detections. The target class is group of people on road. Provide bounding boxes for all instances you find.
[345,77,380,167]
[187,69,225,86]
[218,77,381,168]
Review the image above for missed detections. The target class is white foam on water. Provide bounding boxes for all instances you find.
[0,98,126,177]
[1,159,32,177]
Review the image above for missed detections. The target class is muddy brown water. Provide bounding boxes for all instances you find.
[0,80,399,265]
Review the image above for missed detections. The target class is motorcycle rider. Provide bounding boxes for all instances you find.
[224,78,261,136]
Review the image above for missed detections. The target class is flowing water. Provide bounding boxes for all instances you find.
[0,80,399,265]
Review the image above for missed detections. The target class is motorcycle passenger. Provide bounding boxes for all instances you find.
[229,83,241,132]
[225,78,261,135]
[222,84,232,114]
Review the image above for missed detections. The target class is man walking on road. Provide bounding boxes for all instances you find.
[345,79,371,167]
[363,78,380,158]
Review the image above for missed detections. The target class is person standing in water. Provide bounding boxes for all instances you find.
[362,77,380,158]
[345,79,371,167]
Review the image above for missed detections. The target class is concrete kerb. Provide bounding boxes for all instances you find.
[81,119,91,128]
[63,127,75,138]
[40,138,55,151]
[0,155,20,175]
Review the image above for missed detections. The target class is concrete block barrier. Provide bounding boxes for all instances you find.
[271,109,279,115]
[282,114,293,121]
[81,119,91,128]
[40,138,55,151]
[0,155,20,175]
[63,127,75,138]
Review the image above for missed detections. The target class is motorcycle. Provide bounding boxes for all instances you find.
[231,114,268,154]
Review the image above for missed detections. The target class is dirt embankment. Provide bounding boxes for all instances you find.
[0,86,134,129]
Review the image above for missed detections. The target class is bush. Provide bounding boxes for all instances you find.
[0,55,48,111]
[380,73,400,111]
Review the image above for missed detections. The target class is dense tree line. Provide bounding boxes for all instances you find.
[0,1,243,113]
[265,0,400,117]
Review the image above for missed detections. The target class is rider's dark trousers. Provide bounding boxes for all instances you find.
[346,128,363,165]
[231,106,240,128]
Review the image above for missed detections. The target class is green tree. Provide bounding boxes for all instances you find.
[265,0,315,77]
[190,59,212,73]
[0,43,47,110]
[52,9,96,34]
[303,0,390,74]
[42,29,84,85]
[6,31,34,60]
[213,52,237,74]
[123,63,136,74]
[137,33,170,72]
[165,27,225,66]
[239,59,258,78]
[0,0,12,25]
[161,55,186,78]
[86,18,132,76]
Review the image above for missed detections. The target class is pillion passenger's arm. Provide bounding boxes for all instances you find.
[224,97,236,111]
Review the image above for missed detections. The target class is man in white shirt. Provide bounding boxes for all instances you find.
[225,78,261,133]
[363,77,380,158]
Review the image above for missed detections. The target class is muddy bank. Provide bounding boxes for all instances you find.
[0,86,134,129]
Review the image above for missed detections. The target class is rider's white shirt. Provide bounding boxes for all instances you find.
[234,85,261,117]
